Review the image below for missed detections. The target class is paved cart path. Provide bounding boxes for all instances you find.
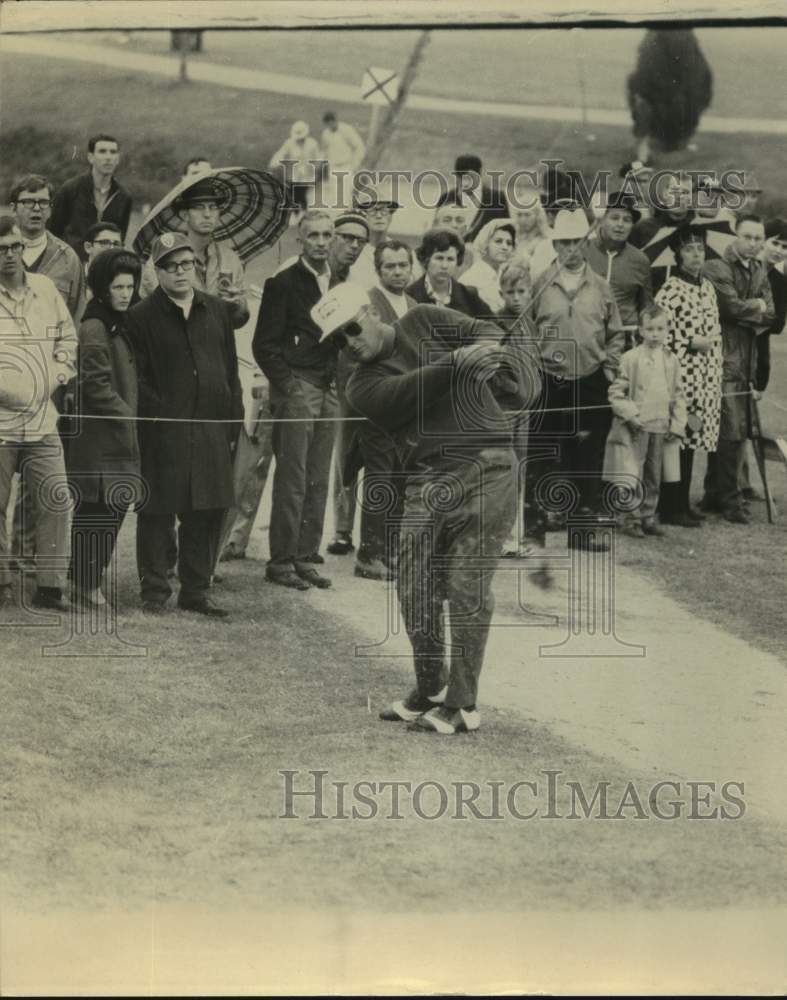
[302,541,787,822]
[4,34,787,136]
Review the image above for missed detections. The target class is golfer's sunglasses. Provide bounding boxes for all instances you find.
[333,308,369,348]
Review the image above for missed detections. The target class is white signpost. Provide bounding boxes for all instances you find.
[360,65,399,149]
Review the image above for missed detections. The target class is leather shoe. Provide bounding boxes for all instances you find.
[31,587,70,612]
[294,563,332,588]
[326,534,354,555]
[687,507,706,522]
[266,566,311,590]
[723,507,750,525]
[354,557,395,581]
[300,551,325,565]
[642,520,665,537]
[177,596,229,618]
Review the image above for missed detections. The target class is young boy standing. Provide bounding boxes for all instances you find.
[604,305,687,537]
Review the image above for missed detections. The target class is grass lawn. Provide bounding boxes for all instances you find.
[2,525,787,915]
[66,26,787,121]
[3,50,787,220]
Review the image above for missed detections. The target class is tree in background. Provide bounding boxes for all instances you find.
[627,29,713,162]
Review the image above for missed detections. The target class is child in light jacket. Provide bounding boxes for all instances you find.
[603,304,687,537]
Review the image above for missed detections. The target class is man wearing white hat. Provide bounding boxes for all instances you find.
[269,121,324,213]
[529,207,625,550]
[312,283,539,734]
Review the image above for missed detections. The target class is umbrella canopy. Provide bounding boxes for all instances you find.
[132,166,295,264]
[640,215,736,271]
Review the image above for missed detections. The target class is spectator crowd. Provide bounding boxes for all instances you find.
[1,123,785,734]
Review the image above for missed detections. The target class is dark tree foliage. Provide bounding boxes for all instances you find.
[627,29,713,153]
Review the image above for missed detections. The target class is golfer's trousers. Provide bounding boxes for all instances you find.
[397,454,516,709]
[268,377,337,565]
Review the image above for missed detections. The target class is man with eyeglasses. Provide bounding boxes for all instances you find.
[0,218,77,612]
[126,232,243,617]
[349,188,401,288]
[10,174,86,322]
[84,222,123,271]
[50,134,132,263]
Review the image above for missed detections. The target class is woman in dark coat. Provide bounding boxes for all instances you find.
[407,228,489,318]
[68,249,144,606]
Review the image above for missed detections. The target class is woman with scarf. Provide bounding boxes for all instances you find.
[68,248,144,605]
[460,218,517,312]
[655,227,722,527]
[507,186,556,284]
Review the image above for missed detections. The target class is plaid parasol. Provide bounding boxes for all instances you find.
[132,166,295,264]
[640,216,736,272]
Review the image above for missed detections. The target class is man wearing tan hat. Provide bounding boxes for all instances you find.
[529,207,625,550]
[269,121,324,212]
[313,282,539,734]
[126,231,243,617]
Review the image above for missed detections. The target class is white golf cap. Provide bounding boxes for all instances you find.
[549,208,591,241]
[311,283,371,343]
[291,120,309,139]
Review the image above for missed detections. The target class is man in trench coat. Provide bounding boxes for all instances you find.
[126,233,243,616]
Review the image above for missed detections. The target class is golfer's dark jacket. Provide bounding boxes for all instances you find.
[253,258,338,391]
[345,304,539,476]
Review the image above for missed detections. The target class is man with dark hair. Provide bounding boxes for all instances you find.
[702,214,775,522]
[0,218,77,612]
[50,134,132,261]
[126,232,243,617]
[586,190,652,346]
[10,174,85,321]
[83,222,123,271]
[252,210,339,589]
[182,157,212,179]
[436,153,508,243]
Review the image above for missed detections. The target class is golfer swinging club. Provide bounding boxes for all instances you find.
[311,283,540,735]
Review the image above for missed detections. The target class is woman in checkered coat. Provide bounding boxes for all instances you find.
[655,227,722,526]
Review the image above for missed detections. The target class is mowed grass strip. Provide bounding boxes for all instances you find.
[2,51,787,218]
[2,527,787,913]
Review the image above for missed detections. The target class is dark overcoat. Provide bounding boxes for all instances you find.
[67,298,143,505]
[125,287,243,514]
